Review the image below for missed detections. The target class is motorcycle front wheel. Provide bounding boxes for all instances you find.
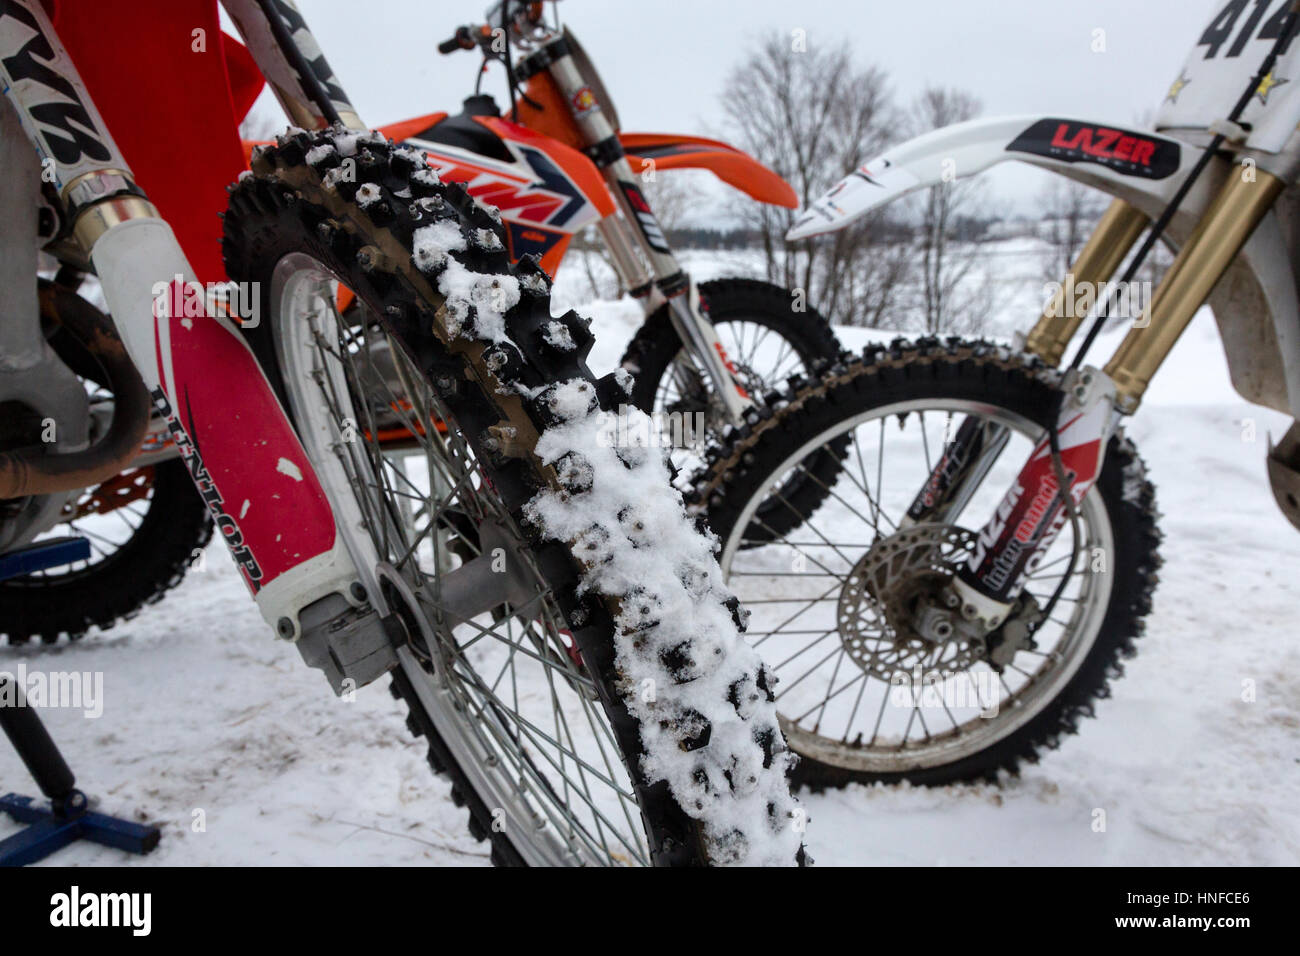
[695,340,1162,787]
[223,128,805,865]
[621,277,846,537]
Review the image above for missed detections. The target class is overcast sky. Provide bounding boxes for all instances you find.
[265,0,1218,220]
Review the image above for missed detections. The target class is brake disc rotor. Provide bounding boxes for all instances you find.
[837,524,980,680]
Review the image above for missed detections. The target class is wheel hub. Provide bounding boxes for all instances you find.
[837,524,980,679]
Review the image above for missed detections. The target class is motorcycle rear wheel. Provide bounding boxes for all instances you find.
[0,283,212,645]
[0,459,212,645]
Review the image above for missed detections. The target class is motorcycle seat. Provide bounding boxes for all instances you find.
[410,95,512,163]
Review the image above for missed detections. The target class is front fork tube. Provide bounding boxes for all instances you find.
[903,417,1011,528]
[594,213,706,404]
[602,169,754,422]
[545,49,754,422]
[950,369,1119,630]
[926,170,1284,627]
[906,200,1151,531]
[608,168,755,422]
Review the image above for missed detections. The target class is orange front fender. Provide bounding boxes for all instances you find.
[619,133,797,209]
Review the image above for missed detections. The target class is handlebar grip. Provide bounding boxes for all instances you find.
[438,25,475,55]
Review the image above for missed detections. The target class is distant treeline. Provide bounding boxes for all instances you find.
[666,215,1037,251]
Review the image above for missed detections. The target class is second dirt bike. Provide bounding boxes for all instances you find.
[693,0,1300,787]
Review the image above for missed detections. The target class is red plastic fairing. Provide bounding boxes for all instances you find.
[478,116,617,218]
[154,282,336,594]
[52,0,265,283]
[377,112,448,143]
[619,133,798,209]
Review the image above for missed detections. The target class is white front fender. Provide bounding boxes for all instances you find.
[787,115,1197,241]
[787,114,1300,419]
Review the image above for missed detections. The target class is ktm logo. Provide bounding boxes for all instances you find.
[1049,123,1156,167]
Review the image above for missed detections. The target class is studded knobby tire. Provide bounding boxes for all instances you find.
[693,338,1163,788]
[621,278,847,541]
[220,127,803,865]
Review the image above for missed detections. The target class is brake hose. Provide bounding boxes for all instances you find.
[1033,0,1300,634]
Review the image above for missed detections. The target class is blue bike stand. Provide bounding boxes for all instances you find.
[0,536,91,580]
[0,536,160,866]
[0,794,160,867]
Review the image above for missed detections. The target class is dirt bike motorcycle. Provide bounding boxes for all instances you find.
[1,0,840,646]
[692,0,1300,788]
[0,0,806,866]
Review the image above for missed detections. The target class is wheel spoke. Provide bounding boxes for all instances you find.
[716,393,1116,776]
[276,271,648,865]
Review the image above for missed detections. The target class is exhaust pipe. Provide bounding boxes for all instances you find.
[0,284,149,500]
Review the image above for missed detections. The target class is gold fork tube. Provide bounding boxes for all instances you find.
[1023,199,1149,366]
[1104,170,1285,410]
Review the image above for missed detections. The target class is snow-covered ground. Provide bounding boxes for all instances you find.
[3,244,1298,866]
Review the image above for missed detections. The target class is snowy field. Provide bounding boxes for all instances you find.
[3,242,1298,866]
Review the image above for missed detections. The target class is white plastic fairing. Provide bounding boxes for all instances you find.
[1156,0,1300,156]
[87,217,194,393]
[787,116,1195,241]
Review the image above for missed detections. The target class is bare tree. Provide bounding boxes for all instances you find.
[1040,178,1103,281]
[911,86,991,335]
[721,36,911,327]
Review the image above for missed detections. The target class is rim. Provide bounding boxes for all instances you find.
[272,253,650,865]
[654,318,812,471]
[717,399,1115,774]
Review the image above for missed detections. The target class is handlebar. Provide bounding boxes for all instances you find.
[438,26,476,54]
[437,2,550,55]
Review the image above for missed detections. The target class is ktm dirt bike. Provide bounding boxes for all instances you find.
[409,10,838,430]
[1,0,842,645]
[693,0,1300,788]
[0,0,806,866]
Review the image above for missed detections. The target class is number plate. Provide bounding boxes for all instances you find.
[1157,0,1300,153]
